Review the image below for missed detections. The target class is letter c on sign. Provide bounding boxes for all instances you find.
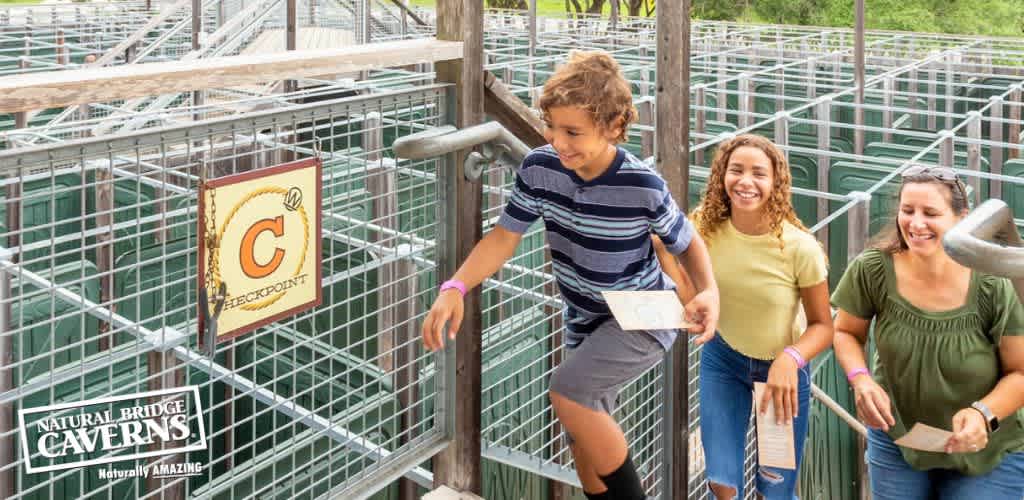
[240,216,285,278]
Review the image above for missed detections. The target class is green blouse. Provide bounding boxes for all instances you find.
[831,249,1024,476]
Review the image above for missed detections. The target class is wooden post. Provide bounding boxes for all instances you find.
[192,0,203,117]
[528,0,537,105]
[775,112,790,163]
[145,350,185,499]
[695,85,706,167]
[395,258,420,500]
[363,112,417,498]
[990,96,1005,199]
[817,98,832,252]
[717,53,728,122]
[807,49,817,100]
[882,76,894,143]
[285,0,297,93]
[1008,86,1021,161]
[908,67,919,128]
[854,0,865,157]
[940,131,955,168]
[657,0,690,498]
[96,164,115,351]
[14,58,27,129]
[432,0,485,493]
[927,66,938,131]
[966,114,982,206]
[56,29,66,66]
[738,73,751,129]
[945,53,956,131]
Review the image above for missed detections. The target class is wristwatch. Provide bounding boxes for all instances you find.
[970,401,999,434]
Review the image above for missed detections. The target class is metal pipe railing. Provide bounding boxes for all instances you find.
[943,199,1024,302]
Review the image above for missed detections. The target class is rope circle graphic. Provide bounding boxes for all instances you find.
[213,187,310,311]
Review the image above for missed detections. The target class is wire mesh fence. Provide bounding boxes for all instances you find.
[0,85,453,500]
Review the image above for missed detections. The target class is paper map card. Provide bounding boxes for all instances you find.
[894,423,953,453]
[754,382,797,470]
[601,290,697,331]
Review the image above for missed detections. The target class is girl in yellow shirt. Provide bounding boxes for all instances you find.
[658,134,833,499]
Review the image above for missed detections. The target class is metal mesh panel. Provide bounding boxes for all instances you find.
[0,85,452,500]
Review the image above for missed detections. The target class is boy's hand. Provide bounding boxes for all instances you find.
[684,289,719,345]
[421,289,464,352]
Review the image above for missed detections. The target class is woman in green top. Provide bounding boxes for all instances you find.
[831,165,1024,499]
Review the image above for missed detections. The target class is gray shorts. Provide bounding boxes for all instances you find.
[549,318,668,418]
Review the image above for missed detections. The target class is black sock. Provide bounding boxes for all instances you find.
[584,490,612,500]
[598,452,645,500]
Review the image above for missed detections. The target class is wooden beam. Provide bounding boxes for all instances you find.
[0,39,464,113]
[656,0,690,499]
[432,0,484,494]
[484,71,545,148]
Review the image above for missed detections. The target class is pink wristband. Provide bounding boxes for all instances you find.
[846,367,870,382]
[782,347,807,368]
[439,279,467,297]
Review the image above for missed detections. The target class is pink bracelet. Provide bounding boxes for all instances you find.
[782,347,807,368]
[439,279,467,297]
[846,367,870,382]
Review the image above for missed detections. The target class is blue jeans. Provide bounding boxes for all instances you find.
[699,334,811,500]
[867,427,1024,499]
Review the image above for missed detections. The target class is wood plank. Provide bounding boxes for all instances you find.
[0,39,463,113]
[483,70,545,148]
[432,0,484,494]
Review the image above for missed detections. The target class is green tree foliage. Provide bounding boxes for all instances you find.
[488,0,528,8]
[690,0,1024,36]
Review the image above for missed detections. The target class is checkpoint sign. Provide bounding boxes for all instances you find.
[198,158,322,344]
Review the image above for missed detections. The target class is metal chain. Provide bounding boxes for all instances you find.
[201,160,221,295]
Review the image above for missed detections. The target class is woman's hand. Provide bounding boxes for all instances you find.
[421,290,464,352]
[851,375,896,431]
[761,354,800,425]
[946,408,989,454]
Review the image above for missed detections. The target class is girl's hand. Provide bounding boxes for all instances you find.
[421,290,464,352]
[946,408,989,454]
[851,375,896,431]
[761,354,800,424]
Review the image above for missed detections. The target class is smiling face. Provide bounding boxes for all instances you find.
[543,105,621,180]
[897,181,964,258]
[723,146,774,217]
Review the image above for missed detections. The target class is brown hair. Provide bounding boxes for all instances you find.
[871,170,970,254]
[690,134,814,250]
[538,50,637,143]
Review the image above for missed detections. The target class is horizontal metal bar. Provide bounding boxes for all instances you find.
[0,85,450,170]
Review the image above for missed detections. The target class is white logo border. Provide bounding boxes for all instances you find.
[18,386,208,474]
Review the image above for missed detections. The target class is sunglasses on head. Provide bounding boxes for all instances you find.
[901,165,969,201]
[901,165,959,180]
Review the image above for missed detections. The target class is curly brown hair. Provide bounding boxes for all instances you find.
[538,50,637,143]
[690,134,813,251]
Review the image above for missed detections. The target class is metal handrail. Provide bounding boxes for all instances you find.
[393,121,530,164]
[944,199,1024,302]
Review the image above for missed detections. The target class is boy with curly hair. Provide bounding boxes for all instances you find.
[421,50,720,499]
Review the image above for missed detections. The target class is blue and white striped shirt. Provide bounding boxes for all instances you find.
[497,145,694,349]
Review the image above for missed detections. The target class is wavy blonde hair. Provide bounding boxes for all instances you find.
[538,50,637,143]
[690,134,813,251]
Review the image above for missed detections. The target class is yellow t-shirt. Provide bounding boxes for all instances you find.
[707,219,828,360]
